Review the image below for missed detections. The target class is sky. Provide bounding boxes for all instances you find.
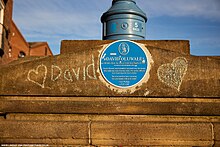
[13,0,220,56]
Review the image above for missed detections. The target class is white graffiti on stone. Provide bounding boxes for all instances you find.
[64,69,73,82]
[72,67,80,81]
[157,57,188,91]
[27,64,47,88]
[28,54,97,88]
[87,54,97,80]
[51,65,62,82]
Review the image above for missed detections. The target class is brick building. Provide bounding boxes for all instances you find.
[0,0,12,64]
[0,0,52,66]
[29,42,52,57]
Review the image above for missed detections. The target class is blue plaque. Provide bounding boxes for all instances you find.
[100,40,148,88]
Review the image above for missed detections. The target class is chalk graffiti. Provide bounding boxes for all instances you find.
[27,54,97,88]
[64,69,73,82]
[157,57,188,91]
[72,67,80,81]
[51,65,62,82]
[27,64,47,88]
[51,54,97,82]
[87,54,97,80]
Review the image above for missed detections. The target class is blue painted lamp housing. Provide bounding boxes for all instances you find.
[101,0,147,40]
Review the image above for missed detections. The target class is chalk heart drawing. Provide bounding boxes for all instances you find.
[157,57,188,91]
[27,64,47,88]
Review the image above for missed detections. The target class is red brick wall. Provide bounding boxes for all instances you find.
[0,0,53,66]
[30,44,53,56]
[9,21,29,61]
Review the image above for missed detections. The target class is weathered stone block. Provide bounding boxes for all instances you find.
[1,114,219,146]
[215,141,220,147]
[214,123,220,141]
[92,121,213,146]
[1,96,220,115]
[61,40,190,55]
[0,40,219,97]
[0,120,89,145]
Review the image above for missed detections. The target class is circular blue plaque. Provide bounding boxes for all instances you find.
[100,40,148,88]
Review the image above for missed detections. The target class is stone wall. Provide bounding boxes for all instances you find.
[0,40,219,97]
[0,40,219,146]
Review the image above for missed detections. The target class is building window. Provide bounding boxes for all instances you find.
[18,51,26,58]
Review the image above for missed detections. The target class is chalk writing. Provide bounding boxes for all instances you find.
[64,69,73,82]
[27,64,47,88]
[87,54,97,80]
[157,57,188,91]
[51,65,62,82]
[83,66,86,81]
[27,54,97,88]
[72,67,80,81]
